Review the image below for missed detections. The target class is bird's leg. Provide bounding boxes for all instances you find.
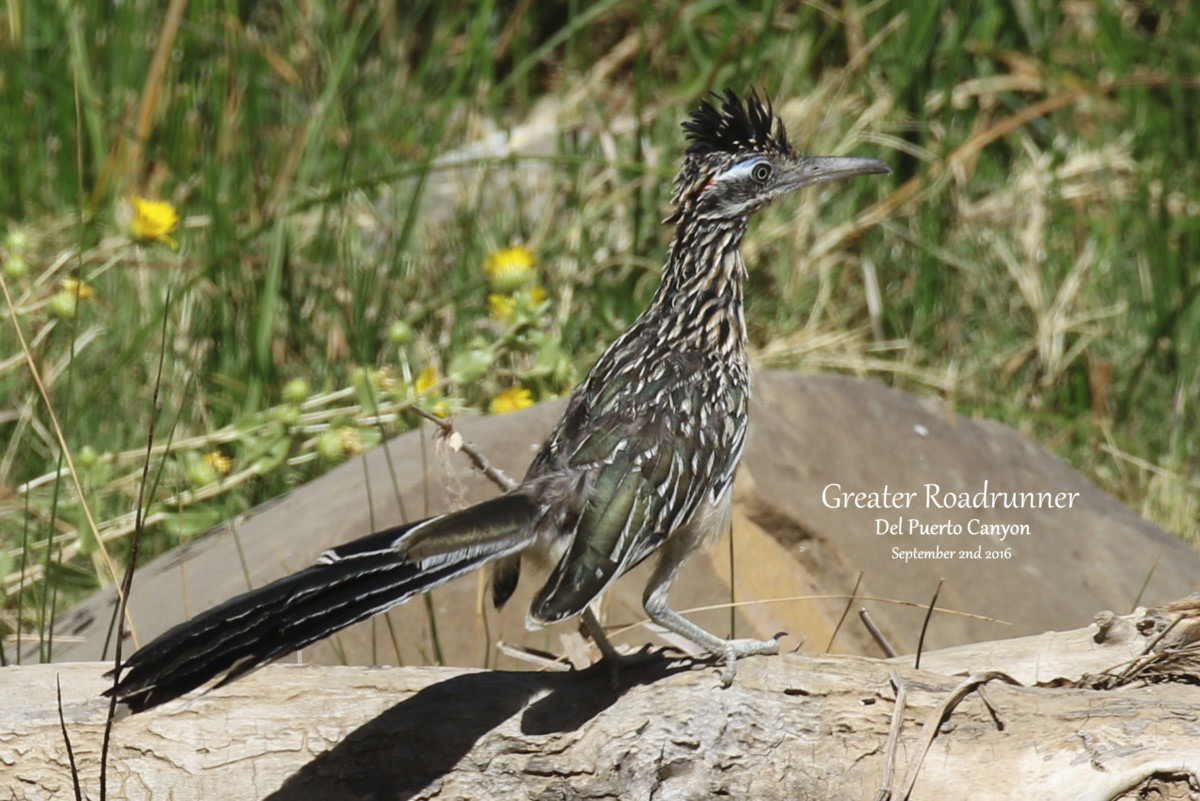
[581,606,662,687]
[642,531,780,686]
[581,606,623,664]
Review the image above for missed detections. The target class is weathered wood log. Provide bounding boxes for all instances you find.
[4,602,1199,801]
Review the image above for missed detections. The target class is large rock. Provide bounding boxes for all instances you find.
[19,372,1198,670]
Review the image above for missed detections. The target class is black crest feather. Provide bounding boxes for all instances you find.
[683,89,791,157]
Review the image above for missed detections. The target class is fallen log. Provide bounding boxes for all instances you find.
[3,601,1199,801]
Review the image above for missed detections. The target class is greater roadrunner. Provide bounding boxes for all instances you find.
[107,89,889,712]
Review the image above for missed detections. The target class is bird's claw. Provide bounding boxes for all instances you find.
[601,643,676,688]
[716,636,782,687]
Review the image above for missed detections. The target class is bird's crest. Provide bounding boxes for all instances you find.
[683,89,791,157]
[668,89,795,217]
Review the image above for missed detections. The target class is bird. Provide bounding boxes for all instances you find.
[106,89,890,712]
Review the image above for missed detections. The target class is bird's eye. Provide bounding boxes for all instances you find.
[751,162,773,182]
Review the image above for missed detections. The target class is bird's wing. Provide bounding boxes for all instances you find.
[527,353,743,624]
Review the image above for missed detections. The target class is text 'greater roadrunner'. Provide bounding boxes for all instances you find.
[108,89,889,712]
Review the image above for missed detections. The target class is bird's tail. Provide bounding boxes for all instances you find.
[106,493,536,712]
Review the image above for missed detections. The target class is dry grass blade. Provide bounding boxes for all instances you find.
[896,671,1022,800]
[0,271,135,643]
[874,670,909,801]
[826,571,863,653]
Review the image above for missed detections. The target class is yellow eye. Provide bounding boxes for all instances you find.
[751,162,772,182]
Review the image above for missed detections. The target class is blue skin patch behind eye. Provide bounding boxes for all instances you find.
[726,159,764,177]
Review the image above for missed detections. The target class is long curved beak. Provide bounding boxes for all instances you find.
[779,155,891,192]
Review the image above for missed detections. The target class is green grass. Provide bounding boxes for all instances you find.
[2,0,1198,656]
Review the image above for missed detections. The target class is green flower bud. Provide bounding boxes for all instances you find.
[5,229,29,253]
[186,459,219,488]
[77,445,99,468]
[316,429,347,462]
[387,320,412,345]
[282,377,311,405]
[48,291,77,319]
[3,254,28,278]
[269,404,301,426]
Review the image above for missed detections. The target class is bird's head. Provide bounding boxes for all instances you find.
[671,89,890,223]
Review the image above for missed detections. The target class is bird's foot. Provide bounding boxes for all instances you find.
[715,635,782,686]
[600,643,677,688]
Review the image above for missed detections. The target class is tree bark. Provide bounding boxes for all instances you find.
[4,602,1200,801]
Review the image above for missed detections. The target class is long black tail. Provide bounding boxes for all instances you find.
[106,493,536,712]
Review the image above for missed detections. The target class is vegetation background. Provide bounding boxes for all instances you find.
[2,0,1197,663]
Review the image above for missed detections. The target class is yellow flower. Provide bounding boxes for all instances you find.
[489,285,548,321]
[430,400,450,418]
[484,245,535,292]
[58,278,95,300]
[415,365,439,395]
[129,196,179,248]
[490,386,533,414]
[202,450,233,474]
[488,293,516,321]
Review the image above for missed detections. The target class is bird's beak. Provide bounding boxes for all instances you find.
[778,155,891,192]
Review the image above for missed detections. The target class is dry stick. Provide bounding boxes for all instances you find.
[360,454,379,665]
[371,427,410,667]
[1115,614,1184,686]
[874,671,909,801]
[1074,612,1185,689]
[895,671,1021,801]
[100,288,173,800]
[1131,551,1161,612]
[410,406,519,492]
[56,675,84,801]
[974,686,1005,731]
[914,579,943,670]
[497,640,571,671]
[407,408,610,667]
[860,607,897,658]
[416,422,444,666]
[826,571,864,653]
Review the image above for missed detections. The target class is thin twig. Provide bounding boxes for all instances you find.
[826,571,864,652]
[914,578,943,670]
[101,285,173,798]
[56,675,84,801]
[1112,614,1184,686]
[1131,552,1161,613]
[497,640,573,671]
[874,671,908,801]
[410,406,518,492]
[860,607,897,657]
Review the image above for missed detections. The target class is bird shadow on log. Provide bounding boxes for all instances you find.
[264,654,692,801]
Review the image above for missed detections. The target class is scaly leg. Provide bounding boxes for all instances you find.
[641,523,780,686]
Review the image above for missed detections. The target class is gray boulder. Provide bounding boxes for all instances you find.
[21,372,1198,669]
